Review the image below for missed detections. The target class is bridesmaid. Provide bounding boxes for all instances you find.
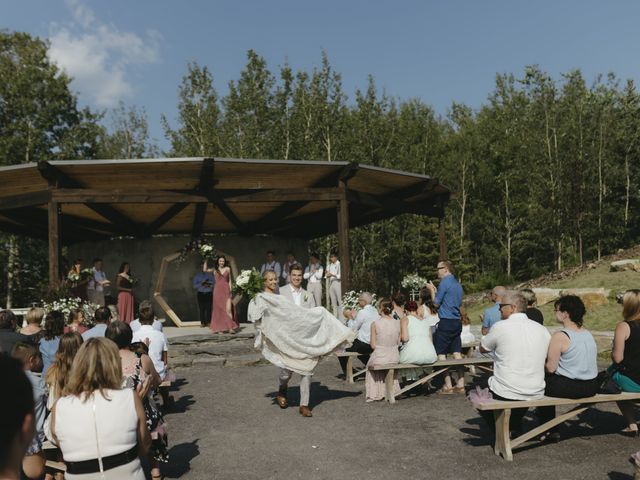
[205,255,239,334]
[67,259,89,301]
[117,262,135,323]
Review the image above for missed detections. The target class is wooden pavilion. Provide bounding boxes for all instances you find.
[0,158,451,292]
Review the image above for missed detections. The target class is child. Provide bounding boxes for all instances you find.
[460,307,476,345]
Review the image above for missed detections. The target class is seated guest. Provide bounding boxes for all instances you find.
[478,291,551,434]
[45,332,84,406]
[82,306,112,341]
[399,300,438,381]
[11,343,46,480]
[460,307,476,345]
[0,356,36,480]
[610,290,640,435]
[130,300,163,333]
[391,291,406,320]
[0,309,27,354]
[538,295,598,441]
[481,286,506,335]
[522,288,544,325]
[365,299,401,401]
[20,307,45,344]
[339,292,379,375]
[39,311,65,377]
[51,338,151,479]
[64,308,88,334]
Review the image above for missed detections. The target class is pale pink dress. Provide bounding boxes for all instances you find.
[365,317,401,401]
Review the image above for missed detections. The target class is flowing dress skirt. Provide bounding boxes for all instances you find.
[118,291,134,323]
[210,270,238,333]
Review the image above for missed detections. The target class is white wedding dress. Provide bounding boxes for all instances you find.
[248,292,356,375]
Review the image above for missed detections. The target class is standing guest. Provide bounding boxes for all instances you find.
[0,309,28,354]
[64,308,88,335]
[11,343,46,480]
[116,262,135,323]
[130,301,163,333]
[303,253,324,308]
[281,252,298,285]
[325,252,342,317]
[51,338,151,480]
[192,267,214,327]
[20,307,45,344]
[339,292,378,375]
[610,290,640,435]
[477,291,551,434]
[260,250,282,282]
[426,260,465,394]
[46,332,83,407]
[391,291,406,320]
[87,258,110,307]
[39,311,65,377]
[481,286,506,335]
[204,255,239,334]
[365,299,401,401]
[82,307,112,341]
[0,356,36,480]
[522,288,544,325]
[537,295,598,442]
[399,300,438,381]
[67,259,89,301]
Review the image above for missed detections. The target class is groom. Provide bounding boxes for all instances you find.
[278,263,316,416]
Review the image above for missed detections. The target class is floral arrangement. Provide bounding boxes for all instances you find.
[67,268,93,284]
[67,272,81,282]
[177,238,217,265]
[42,297,100,327]
[232,268,264,300]
[342,290,378,311]
[401,273,428,291]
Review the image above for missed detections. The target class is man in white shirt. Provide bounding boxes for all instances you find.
[281,252,298,285]
[303,253,323,307]
[130,300,163,333]
[260,251,282,286]
[339,292,378,376]
[87,258,110,307]
[277,264,316,417]
[325,252,342,316]
[478,290,551,434]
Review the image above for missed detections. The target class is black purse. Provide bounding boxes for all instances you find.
[596,366,622,395]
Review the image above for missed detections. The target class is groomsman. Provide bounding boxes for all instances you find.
[281,252,298,285]
[260,250,282,280]
[87,258,110,307]
[303,253,323,308]
[278,263,315,417]
[325,252,342,316]
[192,268,215,327]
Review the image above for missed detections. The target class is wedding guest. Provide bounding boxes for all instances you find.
[610,290,640,435]
[117,262,135,323]
[0,356,36,480]
[478,291,551,434]
[64,308,88,334]
[46,332,83,407]
[0,309,27,354]
[537,295,598,442]
[131,301,163,333]
[426,260,465,394]
[68,259,89,301]
[303,253,324,307]
[339,292,378,376]
[460,307,476,345]
[87,258,110,307]
[399,300,438,381]
[481,286,506,335]
[51,338,151,479]
[392,291,406,320]
[82,306,112,341]
[20,307,45,344]
[325,252,342,317]
[39,311,65,376]
[192,267,214,327]
[281,252,298,285]
[365,299,401,401]
[522,288,544,325]
[205,255,238,334]
[260,250,282,281]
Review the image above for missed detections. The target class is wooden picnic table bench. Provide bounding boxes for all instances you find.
[472,391,640,461]
[43,440,66,473]
[372,356,494,404]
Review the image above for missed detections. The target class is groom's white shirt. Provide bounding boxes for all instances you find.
[280,283,316,308]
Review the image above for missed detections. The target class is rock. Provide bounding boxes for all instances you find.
[169,356,193,368]
[610,259,640,272]
[224,354,264,367]
[559,288,610,308]
[192,357,226,366]
[587,263,597,269]
[184,344,253,357]
[532,288,562,306]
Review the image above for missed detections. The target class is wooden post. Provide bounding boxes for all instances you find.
[337,180,351,292]
[438,216,447,261]
[48,201,61,286]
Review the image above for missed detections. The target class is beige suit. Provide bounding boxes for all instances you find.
[280,284,317,308]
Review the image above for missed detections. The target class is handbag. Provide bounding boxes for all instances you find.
[596,366,622,395]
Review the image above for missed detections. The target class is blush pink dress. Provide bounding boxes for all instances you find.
[365,317,401,401]
[210,270,238,333]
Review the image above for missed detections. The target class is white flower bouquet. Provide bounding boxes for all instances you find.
[232,268,264,299]
[342,291,378,312]
[42,297,100,327]
[401,273,428,291]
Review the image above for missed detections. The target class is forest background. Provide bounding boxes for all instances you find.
[2,30,640,306]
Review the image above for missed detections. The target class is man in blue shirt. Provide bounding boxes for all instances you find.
[193,269,215,327]
[426,260,465,394]
[481,286,506,335]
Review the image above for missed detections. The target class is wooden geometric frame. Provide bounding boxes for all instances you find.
[153,249,240,327]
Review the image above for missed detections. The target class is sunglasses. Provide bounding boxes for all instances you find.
[498,303,514,309]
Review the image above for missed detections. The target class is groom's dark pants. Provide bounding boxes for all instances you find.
[339,339,373,374]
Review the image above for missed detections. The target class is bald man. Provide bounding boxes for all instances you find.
[481,286,506,335]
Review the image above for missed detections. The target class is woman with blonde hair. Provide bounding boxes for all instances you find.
[51,338,150,479]
[20,307,45,343]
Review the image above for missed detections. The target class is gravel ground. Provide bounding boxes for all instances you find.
[161,360,639,480]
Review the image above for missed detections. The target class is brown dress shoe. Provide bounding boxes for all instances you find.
[276,388,288,409]
[299,406,313,417]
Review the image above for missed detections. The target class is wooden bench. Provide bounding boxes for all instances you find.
[334,351,367,384]
[472,392,640,461]
[372,357,494,404]
[43,440,66,473]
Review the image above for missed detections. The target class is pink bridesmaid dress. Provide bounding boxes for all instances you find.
[210,270,238,333]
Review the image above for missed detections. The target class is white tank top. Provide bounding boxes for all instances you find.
[55,389,138,462]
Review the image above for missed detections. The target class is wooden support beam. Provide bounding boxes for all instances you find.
[143,203,190,237]
[52,189,206,203]
[223,188,342,203]
[0,190,51,211]
[337,180,351,292]
[3,208,124,236]
[48,201,60,286]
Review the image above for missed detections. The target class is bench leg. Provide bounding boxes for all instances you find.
[493,409,513,461]
[346,356,354,384]
[385,369,396,404]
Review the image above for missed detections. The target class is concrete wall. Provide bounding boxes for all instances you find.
[68,235,308,324]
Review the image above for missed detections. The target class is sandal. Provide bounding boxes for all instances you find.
[437,387,455,395]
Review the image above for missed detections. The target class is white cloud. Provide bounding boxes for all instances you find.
[48,0,161,107]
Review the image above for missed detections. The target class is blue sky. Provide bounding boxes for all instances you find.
[3,0,640,152]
